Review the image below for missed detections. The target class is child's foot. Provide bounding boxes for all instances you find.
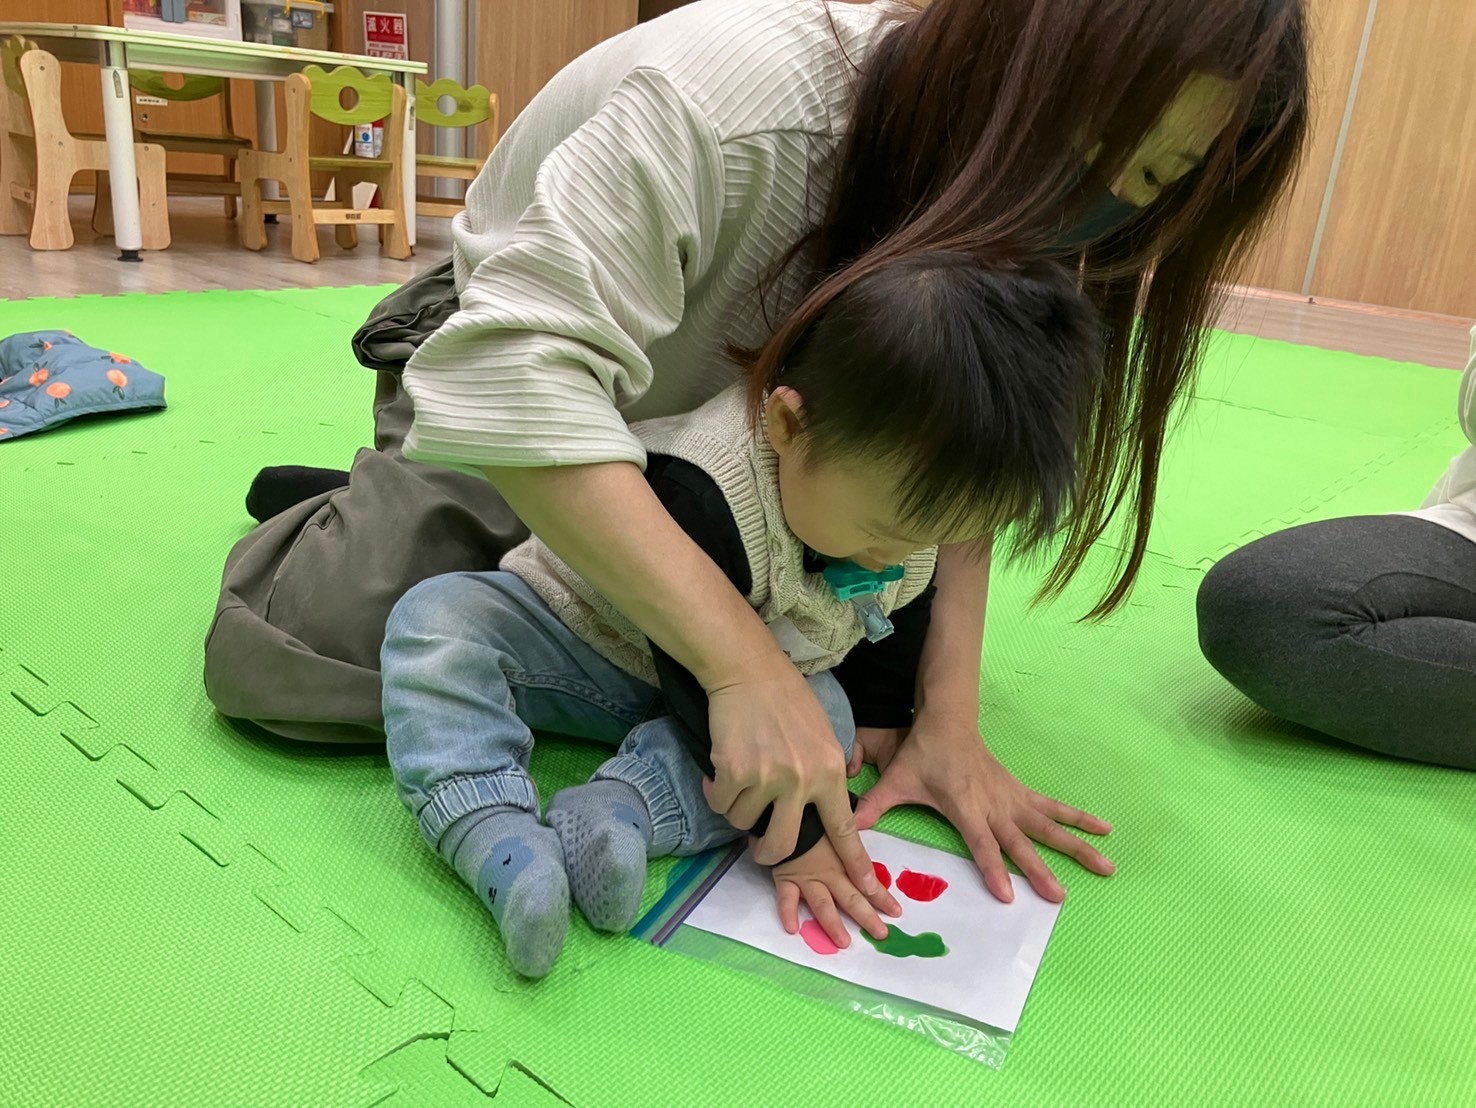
[547,780,652,933]
[450,808,569,978]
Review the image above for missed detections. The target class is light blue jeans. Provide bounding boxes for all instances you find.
[381,571,856,859]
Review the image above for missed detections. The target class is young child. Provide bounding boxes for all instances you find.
[381,252,1101,977]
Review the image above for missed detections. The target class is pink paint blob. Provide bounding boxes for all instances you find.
[798,919,840,955]
[896,869,949,902]
[873,861,892,890]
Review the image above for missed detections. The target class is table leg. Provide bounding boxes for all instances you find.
[252,79,281,221]
[99,54,143,262]
[397,74,417,247]
[434,0,467,201]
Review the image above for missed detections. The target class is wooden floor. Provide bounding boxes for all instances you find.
[0,197,457,300]
[3,198,1472,370]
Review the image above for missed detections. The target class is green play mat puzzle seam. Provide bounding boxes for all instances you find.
[2,286,1474,1106]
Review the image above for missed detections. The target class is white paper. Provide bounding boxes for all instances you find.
[683,830,1062,1032]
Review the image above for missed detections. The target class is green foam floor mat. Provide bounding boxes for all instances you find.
[2,288,1474,1105]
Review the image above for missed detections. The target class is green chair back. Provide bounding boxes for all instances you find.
[301,64,394,126]
[414,77,494,129]
[1,35,33,99]
[129,71,228,102]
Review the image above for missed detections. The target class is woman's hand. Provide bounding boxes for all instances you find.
[704,660,885,903]
[772,832,900,947]
[854,710,1115,903]
[869,541,1110,902]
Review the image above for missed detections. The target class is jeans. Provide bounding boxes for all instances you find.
[382,571,857,858]
[1197,515,1476,770]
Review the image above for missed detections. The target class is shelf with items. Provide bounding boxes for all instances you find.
[240,0,335,50]
[122,0,244,42]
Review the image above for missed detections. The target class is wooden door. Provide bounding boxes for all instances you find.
[1307,0,1476,316]
[1238,0,1371,294]
[472,0,638,128]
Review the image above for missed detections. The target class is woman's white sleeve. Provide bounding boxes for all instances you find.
[1458,326,1476,446]
[402,68,724,470]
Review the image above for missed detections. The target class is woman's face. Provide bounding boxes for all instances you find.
[1095,73,1238,208]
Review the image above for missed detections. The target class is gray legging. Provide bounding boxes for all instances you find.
[1197,515,1476,771]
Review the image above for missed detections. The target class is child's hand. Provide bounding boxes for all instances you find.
[772,836,900,948]
[848,726,906,776]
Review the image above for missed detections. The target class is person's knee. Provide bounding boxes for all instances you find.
[1197,531,1337,710]
[385,577,443,650]
[809,672,857,759]
[202,605,261,720]
[1197,545,1267,676]
[384,571,489,650]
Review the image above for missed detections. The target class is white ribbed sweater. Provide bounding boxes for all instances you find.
[399,0,904,469]
[500,387,936,684]
[1409,325,1476,544]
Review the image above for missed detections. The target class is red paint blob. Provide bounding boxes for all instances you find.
[896,869,949,902]
[798,919,840,955]
[873,861,892,890]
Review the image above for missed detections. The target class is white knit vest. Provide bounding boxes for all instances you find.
[500,387,937,685]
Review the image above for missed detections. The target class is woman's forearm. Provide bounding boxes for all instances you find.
[915,539,992,721]
[482,461,789,691]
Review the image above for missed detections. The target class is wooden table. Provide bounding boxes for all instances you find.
[0,22,427,260]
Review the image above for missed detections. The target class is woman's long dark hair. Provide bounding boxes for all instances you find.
[747,0,1309,616]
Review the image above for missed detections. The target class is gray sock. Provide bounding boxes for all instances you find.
[546,780,652,933]
[443,806,569,978]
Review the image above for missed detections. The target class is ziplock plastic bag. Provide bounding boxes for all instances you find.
[633,846,1012,1069]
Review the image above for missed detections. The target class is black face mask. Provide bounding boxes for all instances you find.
[1059,169,1146,250]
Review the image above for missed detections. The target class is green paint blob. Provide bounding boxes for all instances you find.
[862,924,948,959]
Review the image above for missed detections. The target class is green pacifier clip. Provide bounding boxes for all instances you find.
[820,560,904,643]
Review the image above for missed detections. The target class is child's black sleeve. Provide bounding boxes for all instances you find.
[828,582,936,729]
[638,453,748,782]
[642,454,849,863]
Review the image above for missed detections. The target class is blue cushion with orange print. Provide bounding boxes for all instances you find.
[0,330,166,441]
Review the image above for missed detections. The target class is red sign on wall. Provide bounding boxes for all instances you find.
[363,11,408,60]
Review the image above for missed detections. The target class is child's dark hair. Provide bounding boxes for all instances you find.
[752,251,1101,552]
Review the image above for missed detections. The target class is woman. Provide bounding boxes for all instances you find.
[206,0,1308,908]
[1199,328,1476,772]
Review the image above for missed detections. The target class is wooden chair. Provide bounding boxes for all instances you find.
[0,38,170,251]
[132,71,249,217]
[414,77,499,218]
[238,64,410,264]
[93,71,248,238]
